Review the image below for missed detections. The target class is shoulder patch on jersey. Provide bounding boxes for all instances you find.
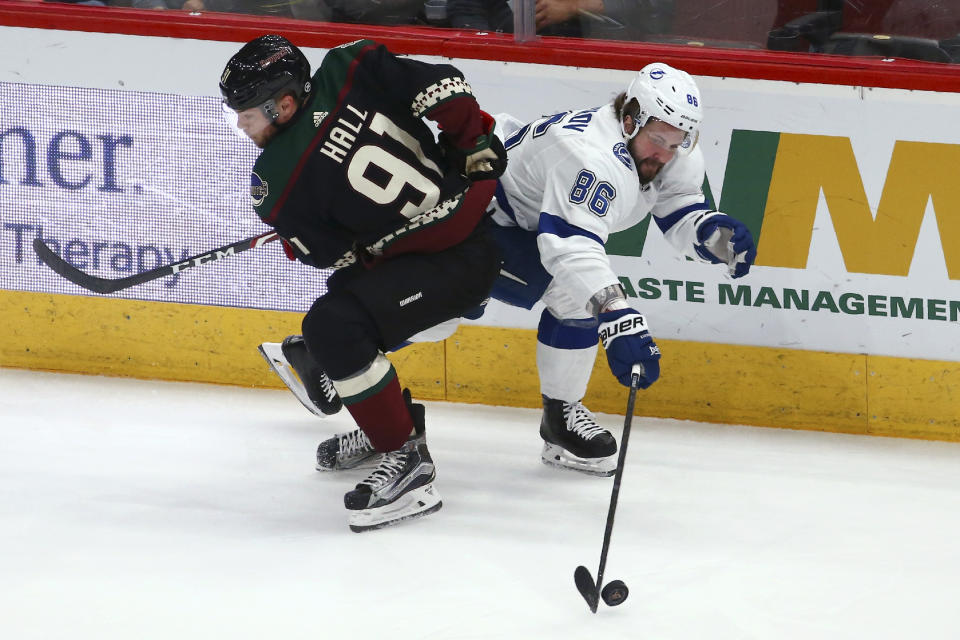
[649,68,666,80]
[251,172,269,207]
[612,142,632,169]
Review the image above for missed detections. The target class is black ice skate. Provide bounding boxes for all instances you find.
[343,393,442,532]
[258,335,342,417]
[316,428,377,471]
[540,396,618,477]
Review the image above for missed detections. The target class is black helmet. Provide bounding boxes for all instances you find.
[220,34,312,112]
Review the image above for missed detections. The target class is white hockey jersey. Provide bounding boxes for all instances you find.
[491,105,713,314]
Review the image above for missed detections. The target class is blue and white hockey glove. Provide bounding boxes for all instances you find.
[695,213,756,279]
[598,308,661,389]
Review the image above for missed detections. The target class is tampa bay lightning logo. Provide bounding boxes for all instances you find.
[250,172,269,207]
[612,142,632,169]
[649,68,665,80]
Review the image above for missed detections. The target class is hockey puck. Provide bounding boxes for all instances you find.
[601,580,629,606]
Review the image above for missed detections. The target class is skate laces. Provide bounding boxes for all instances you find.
[358,450,408,490]
[563,402,608,440]
[338,429,373,458]
[319,372,338,403]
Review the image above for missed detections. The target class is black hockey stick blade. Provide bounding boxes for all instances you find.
[33,232,279,294]
[574,565,599,613]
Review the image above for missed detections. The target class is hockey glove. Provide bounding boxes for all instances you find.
[598,308,661,389]
[695,213,756,279]
[441,110,508,183]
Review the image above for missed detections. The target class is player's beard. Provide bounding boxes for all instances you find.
[637,157,665,184]
[249,123,280,149]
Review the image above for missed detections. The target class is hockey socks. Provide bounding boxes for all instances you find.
[333,353,414,453]
[536,309,599,402]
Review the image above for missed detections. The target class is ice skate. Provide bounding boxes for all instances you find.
[540,395,617,477]
[316,428,377,471]
[258,335,342,417]
[343,395,441,532]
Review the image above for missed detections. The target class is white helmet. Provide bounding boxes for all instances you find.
[622,62,702,154]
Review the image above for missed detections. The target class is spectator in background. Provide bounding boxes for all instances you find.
[449,0,513,31]
[448,0,675,39]
[45,0,108,5]
[535,0,675,40]
[128,0,186,8]
[325,0,426,25]
[772,0,894,35]
[874,0,960,41]
[125,0,331,20]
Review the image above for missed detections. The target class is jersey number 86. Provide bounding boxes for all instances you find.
[569,169,616,217]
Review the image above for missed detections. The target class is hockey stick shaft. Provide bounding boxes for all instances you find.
[33,231,280,294]
[593,364,642,602]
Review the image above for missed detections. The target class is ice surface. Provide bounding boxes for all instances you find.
[2,369,959,639]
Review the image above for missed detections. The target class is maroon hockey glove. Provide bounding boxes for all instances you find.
[440,111,508,182]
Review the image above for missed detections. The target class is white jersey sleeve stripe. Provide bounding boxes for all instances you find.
[494,180,519,223]
[538,212,605,246]
[654,201,712,233]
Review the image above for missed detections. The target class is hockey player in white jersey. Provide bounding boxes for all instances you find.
[482,62,754,475]
[262,62,755,478]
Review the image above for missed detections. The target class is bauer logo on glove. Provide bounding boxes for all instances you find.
[598,314,648,349]
[597,308,661,389]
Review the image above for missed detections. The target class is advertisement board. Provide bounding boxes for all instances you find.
[3,29,959,363]
[0,81,328,311]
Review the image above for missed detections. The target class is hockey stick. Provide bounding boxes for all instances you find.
[32,231,280,294]
[574,363,642,612]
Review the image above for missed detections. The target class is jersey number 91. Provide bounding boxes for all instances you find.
[347,112,442,218]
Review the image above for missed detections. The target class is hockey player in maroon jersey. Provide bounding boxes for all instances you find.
[220,35,506,531]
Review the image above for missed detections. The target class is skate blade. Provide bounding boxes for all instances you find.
[258,342,327,418]
[541,443,616,477]
[348,484,443,533]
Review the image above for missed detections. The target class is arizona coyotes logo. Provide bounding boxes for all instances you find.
[250,172,269,206]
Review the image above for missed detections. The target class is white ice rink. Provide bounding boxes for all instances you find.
[2,368,959,640]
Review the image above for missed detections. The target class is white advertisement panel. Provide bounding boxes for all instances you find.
[2,28,958,360]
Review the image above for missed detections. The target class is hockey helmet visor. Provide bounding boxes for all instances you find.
[220,99,277,143]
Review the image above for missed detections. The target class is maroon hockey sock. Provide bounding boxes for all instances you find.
[343,375,415,452]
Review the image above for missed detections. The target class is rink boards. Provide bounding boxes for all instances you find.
[2,288,957,441]
[1,16,960,440]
